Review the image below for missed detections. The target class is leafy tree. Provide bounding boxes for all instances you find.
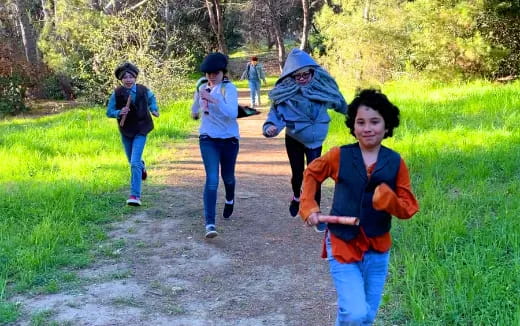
[479,0,520,77]
[38,0,193,102]
[315,0,409,87]
[315,0,517,85]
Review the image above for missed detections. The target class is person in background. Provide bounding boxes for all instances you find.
[299,89,419,325]
[241,56,267,107]
[262,48,347,232]
[106,62,159,206]
[191,52,240,239]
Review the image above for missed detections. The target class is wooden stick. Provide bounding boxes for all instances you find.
[318,215,360,225]
[119,94,132,127]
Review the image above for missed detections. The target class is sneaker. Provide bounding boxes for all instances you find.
[205,225,218,239]
[289,199,300,217]
[313,222,327,233]
[223,203,234,219]
[126,195,141,206]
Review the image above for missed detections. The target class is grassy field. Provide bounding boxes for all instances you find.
[325,79,520,325]
[0,100,197,322]
[1,79,519,324]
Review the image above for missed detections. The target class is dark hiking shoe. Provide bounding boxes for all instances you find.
[223,203,234,219]
[289,199,300,217]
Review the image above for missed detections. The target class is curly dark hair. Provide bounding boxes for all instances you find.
[345,89,400,138]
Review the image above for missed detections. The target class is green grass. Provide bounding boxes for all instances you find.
[325,79,520,325]
[0,100,197,322]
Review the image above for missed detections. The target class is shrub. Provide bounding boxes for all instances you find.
[0,74,28,116]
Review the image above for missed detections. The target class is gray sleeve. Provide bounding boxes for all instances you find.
[262,105,286,137]
[191,90,200,115]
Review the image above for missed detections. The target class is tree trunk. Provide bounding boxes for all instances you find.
[265,0,285,72]
[266,28,275,50]
[363,0,371,21]
[41,0,54,22]
[300,0,310,52]
[357,0,371,82]
[205,0,228,54]
[14,0,40,64]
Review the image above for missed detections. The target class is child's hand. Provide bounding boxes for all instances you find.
[265,125,277,137]
[306,212,320,226]
[199,90,218,104]
[120,106,130,115]
[191,112,199,120]
[152,111,159,117]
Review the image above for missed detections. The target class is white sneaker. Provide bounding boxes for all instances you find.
[126,196,141,206]
[205,225,218,238]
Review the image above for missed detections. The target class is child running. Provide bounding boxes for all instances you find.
[299,89,419,325]
[106,62,159,206]
[263,48,347,231]
[191,52,240,239]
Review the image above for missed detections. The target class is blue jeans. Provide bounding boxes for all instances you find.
[121,134,147,198]
[326,234,390,326]
[248,79,261,106]
[199,136,239,226]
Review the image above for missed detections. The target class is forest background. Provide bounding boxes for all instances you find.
[1,0,519,112]
[1,0,520,325]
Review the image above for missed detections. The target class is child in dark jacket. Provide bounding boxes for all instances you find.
[299,89,419,325]
[106,62,159,206]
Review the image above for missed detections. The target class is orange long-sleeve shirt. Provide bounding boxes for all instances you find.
[299,146,419,263]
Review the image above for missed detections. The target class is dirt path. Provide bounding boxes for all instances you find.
[13,90,338,326]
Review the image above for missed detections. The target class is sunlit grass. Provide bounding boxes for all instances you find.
[0,100,197,319]
[325,79,520,325]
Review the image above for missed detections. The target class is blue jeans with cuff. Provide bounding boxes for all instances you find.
[199,136,239,226]
[326,233,390,326]
[121,134,147,198]
[248,79,261,106]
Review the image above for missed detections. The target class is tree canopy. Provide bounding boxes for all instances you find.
[0,0,518,112]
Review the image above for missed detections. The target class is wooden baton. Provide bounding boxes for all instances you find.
[318,215,360,225]
[119,94,132,127]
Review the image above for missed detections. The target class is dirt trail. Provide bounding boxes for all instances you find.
[12,90,338,326]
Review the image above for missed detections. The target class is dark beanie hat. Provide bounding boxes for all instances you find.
[200,53,228,73]
[114,62,139,80]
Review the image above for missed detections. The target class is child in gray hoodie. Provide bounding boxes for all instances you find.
[263,48,347,231]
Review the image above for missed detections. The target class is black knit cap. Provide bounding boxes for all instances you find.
[114,62,139,80]
[200,53,228,73]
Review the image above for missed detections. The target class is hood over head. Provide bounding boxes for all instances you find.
[276,48,320,85]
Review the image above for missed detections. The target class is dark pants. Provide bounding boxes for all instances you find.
[199,136,239,226]
[285,134,321,204]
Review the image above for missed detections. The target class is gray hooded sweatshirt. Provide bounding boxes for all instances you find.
[263,48,347,149]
